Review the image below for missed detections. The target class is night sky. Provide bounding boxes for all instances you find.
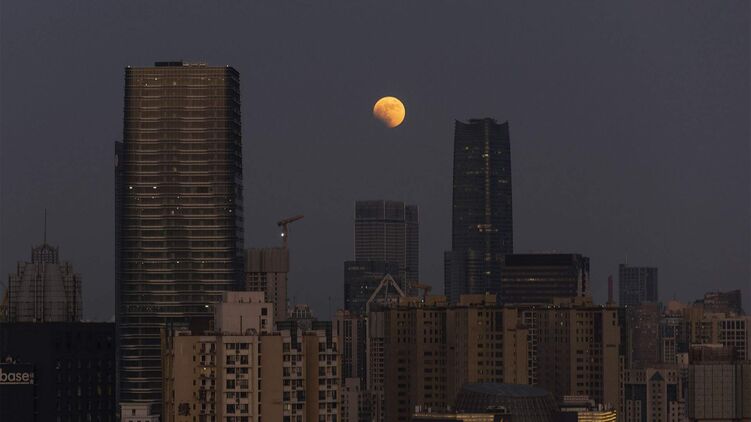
[1,1,748,321]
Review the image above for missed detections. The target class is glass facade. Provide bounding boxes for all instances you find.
[115,62,244,406]
[445,119,513,304]
[618,264,658,307]
[354,200,418,293]
[499,253,590,304]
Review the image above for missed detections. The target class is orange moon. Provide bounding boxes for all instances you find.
[373,96,406,128]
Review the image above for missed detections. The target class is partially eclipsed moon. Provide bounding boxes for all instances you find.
[373,96,405,128]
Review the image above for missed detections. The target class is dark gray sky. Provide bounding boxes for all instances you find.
[1,1,749,321]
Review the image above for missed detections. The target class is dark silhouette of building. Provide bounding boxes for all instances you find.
[618,264,658,307]
[344,260,401,315]
[115,61,244,408]
[696,289,745,315]
[354,200,418,293]
[445,118,513,304]
[0,322,116,421]
[499,253,590,304]
[0,361,36,422]
[453,383,558,421]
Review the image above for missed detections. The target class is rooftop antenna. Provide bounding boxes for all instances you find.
[44,209,47,244]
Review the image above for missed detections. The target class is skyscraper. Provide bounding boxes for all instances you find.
[343,260,401,315]
[6,240,82,322]
[499,253,590,304]
[445,118,513,304]
[115,61,244,410]
[618,264,658,307]
[354,200,418,293]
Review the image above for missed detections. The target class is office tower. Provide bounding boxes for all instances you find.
[162,292,340,422]
[445,118,513,304]
[618,264,658,307]
[354,200,418,292]
[623,367,687,422]
[0,322,116,421]
[343,260,400,315]
[6,240,82,322]
[499,253,590,304]
[622,303,661,368]
[116,61,244,409]
[687,344,751,421]
[533,298,621,412]
[245,247,289,322]
[695,289,744,315]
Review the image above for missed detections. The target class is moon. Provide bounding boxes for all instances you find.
[373,96,405,128]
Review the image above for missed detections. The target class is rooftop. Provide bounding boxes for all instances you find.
[461,383,551,398]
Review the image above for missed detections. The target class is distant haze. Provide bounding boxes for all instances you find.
[1,0,748,320]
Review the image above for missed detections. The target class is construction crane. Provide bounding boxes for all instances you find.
[277,215,304,248]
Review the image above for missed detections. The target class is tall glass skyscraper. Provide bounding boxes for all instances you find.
[618,264,658,307]
[115,62,244,409]
[354,200,419,293]
[444,118,513,304]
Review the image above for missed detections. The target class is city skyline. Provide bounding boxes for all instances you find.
[1,1,749,321]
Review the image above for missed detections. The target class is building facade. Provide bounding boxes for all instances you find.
[622,303,662,368]
[0,322,116,421]
[343,260,401,315]
[162,292,340,422]
[0,362,36,422]
[687,345,751,421]
[445,118,513,304]
[445,295,529,403]
[335,310,368,386]
[622,367,687,422]
[116,61,245,408]
[532,298,621,413]
[498,253,590,305]
[368,295,529,422]
[695,289,744,315]
[245,247,289,322]
[354,200,418,293]
[7,242,82,322]
[618,265,658,307]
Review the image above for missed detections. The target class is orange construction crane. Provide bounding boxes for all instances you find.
[277,215,304,248]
